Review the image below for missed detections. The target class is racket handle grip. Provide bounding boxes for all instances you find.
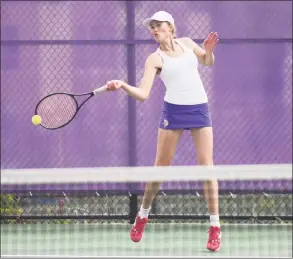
[93,85,108,95]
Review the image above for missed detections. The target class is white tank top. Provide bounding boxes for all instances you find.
[157,39,208,105]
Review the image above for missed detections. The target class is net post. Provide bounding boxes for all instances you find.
[126,0,138,224]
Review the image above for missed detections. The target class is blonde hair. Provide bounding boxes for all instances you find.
[166,22,176,51]
[167,22,176,38]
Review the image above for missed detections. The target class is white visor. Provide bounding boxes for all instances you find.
[142,11,174,27]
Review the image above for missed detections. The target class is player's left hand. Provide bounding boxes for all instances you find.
[203,32,219,53]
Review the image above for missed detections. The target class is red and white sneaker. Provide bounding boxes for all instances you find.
[130,215,148,242]
[207,226,221,251]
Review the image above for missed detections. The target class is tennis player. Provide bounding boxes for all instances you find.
[106,11,221,252]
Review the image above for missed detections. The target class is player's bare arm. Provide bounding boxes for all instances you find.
[107,53,161,102]
[179,33,219,66]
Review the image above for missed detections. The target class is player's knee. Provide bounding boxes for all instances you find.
[154,155,173,166]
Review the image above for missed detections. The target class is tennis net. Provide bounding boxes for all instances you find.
[1,164,292,258]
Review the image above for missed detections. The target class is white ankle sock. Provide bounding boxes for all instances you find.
[210,215,220,227]
[138,206,151,219]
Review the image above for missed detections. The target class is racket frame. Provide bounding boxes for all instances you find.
[34,85,107,130]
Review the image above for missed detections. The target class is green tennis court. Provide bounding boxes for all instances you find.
[1,223,292,257]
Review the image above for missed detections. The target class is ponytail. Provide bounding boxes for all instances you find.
[167,22,176,51]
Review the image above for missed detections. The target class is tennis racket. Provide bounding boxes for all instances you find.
[34,85,108,130]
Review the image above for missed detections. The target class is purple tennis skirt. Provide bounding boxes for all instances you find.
[159,101,212,130]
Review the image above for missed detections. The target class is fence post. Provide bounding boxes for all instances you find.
[126,0,138,224]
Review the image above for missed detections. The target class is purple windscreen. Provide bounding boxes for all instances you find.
[36,94,78,129]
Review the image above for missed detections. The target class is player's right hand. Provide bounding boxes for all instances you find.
[106,80,125,91]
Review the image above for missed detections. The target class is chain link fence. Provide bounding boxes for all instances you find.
[1,188,292,225]
[1,1,292,224]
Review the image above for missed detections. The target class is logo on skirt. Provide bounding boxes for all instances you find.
[163,119,169,127]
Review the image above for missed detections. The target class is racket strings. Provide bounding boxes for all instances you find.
[36,94,77,129]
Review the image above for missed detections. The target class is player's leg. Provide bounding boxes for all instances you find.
[190,127,218,215]
[130,128,183,242]
[190,127,221,251]
[141,128,183,209]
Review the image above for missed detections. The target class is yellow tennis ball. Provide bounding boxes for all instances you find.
[32,115,42,125]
